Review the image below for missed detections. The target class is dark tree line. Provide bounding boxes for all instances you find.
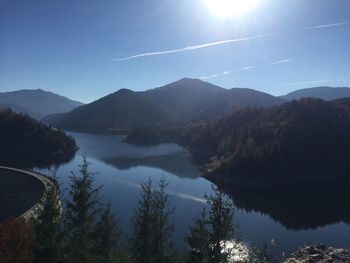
[126,98,350,186]
[0,109,77,168]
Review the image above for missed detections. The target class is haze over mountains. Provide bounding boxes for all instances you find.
[281,86,350,101]
[3,80,350,134]
[141,78,284,121]
[46,78,285,132]
[0,89,83,119]
[49,88,174,133]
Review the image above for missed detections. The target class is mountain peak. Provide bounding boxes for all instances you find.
[116,88,133,94]
[175,78,204,84]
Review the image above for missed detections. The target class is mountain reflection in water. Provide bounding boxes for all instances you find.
[213,181,350,230]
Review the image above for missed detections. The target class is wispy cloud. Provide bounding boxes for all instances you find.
[239,66,254,71]
[303,21,350,30]
[198,59,290,80]
[112,34,274,61]
[199,70,234,80]
[283,78,350,86]
[266,59,292,66]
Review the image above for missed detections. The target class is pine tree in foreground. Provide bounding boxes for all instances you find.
[185,208,210,263]
[130,178,176,263]
[62,157,102,263]
[185,185,236,263]
[207,186,235,263]
[92,201,122,263]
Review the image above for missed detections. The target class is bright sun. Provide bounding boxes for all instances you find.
[205,0,260,19]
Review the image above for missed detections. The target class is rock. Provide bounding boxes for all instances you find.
[283,244,350,263]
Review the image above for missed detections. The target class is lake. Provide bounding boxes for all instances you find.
[28,132,350,259]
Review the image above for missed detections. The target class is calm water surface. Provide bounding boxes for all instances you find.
[34,132,350,258]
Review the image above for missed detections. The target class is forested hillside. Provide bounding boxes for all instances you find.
[51,89,175,133]
[127,98,350,188]
[0,109,77,161]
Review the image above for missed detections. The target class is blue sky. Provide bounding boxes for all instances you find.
[0,0,350,103]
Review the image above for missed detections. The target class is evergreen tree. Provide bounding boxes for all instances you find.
[151,178,175,263]
[185,208,210,263]
[206,186,235,263]
[130,179,154,263]
[92,201,121,263]
[130,178,175,263]
[186,185,235,263]
[62,157,101,263]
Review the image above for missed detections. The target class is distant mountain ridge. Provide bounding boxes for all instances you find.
[0,89,83,119]
[48,78,284,133]
[44,79,350,134]
[50,89,175,133]
[140,78,284,121]
[281,86,350,101]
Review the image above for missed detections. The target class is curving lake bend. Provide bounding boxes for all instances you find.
[30,132,350,258]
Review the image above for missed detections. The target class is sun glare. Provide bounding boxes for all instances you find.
[205,0,260,19]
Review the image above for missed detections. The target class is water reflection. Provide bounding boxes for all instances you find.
[0,151,75,170]
[3,131,350,256]
[104,155,200,178]
[68,132,201,179]
[212,181,350,230]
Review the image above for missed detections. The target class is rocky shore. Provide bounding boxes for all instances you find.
[283,244,350,263]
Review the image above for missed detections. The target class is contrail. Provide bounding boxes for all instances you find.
[239,66,254,71]
[112,34,274,61]
[199,70,234,80]
[198,59,291,80]
[303,21,350,30]
[267,59,292,66]
[283,78,350,86]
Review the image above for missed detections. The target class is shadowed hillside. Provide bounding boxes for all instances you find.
[127,98,350,188]
[141,78,284,121]
[0,109,77,167]
[51,89,175,133]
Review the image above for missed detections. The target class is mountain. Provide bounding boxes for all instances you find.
[127,98,350,188]
[48,78,284,133]
[0,89,83,119]
[282,86,350,101]
[141,78,284,121]
[51,89,175,133]
[0,108,77,167]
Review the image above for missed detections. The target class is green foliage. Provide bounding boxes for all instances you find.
[185,185,236,263]
[62,157,102,262]
[207,186,236,263]
[92,201,121,263]
[0,108,76,154]
[128,98,350,186]
[5,158,277,263]
[185,209,210,263]
[0,108,76,168]
[130,178,176,263]
[29,157,124,263]
[55,89,174,133]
